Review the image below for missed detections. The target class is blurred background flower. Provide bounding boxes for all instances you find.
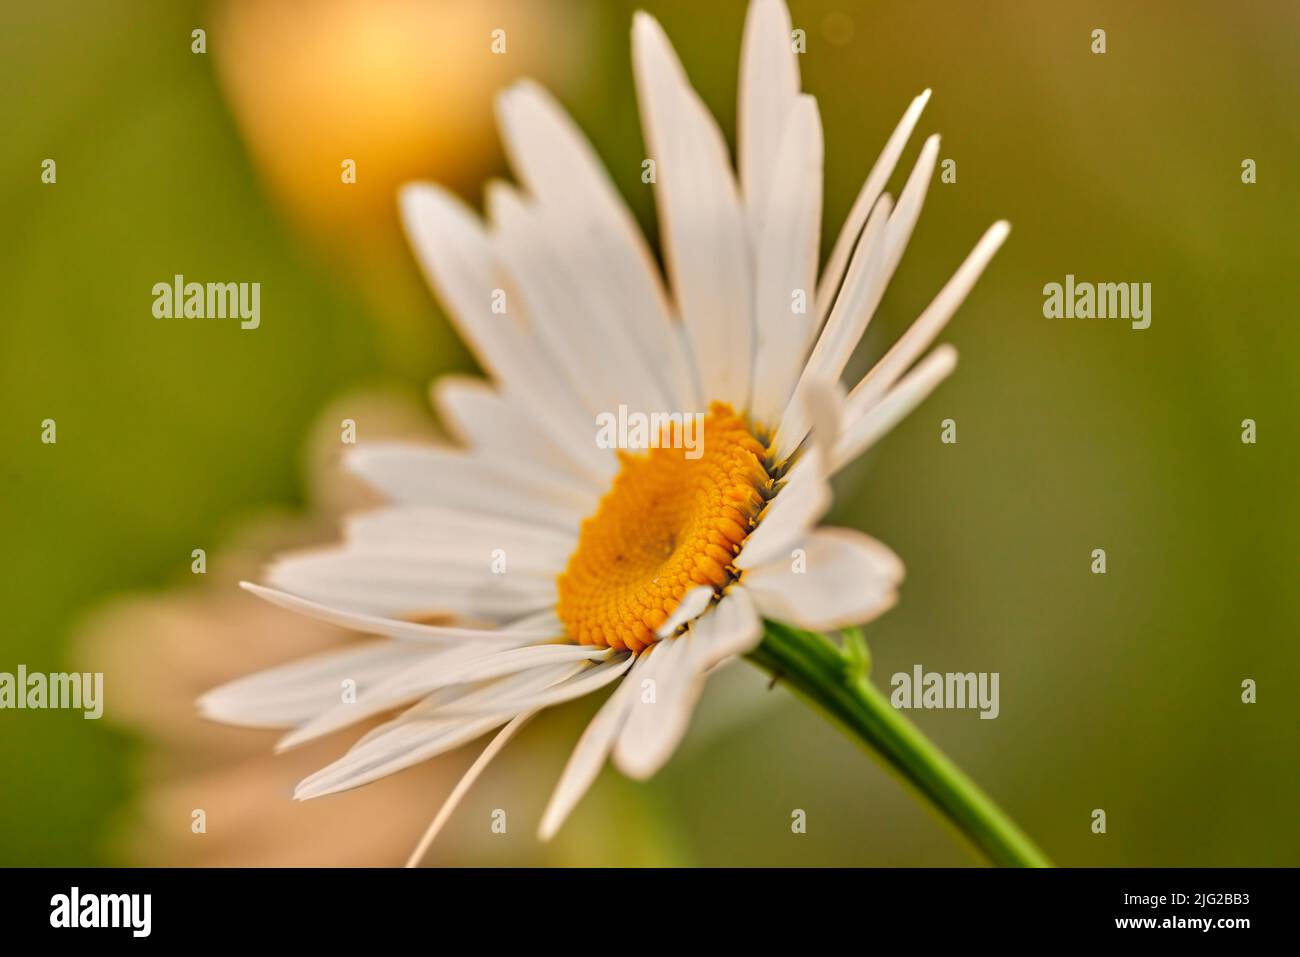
[71,393,448,866]
[211,0,590,380]
[2,0,1297,866]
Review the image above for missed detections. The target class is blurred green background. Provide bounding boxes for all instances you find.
[1,0,1296,866]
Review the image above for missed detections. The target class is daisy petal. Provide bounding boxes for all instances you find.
[691,582,763,672]
[239,582,558,643]
[750,94,824,428]
[486,181,671,417]
[633,12,752,408]
[614,588,762,780]
[881,133,941,282]
[613,633,695,779]
[346,443,596,532]
[834,344,958,473]
[774,194,890,459]
[654,584,714,638]
[344,505,576,569]
[399,184,609,474]
[432,376,606,490]
[294,664,581,800]
[537,653,652,840]
[846,220,1009,415]
[197,640,430,729]
[266,547,556,621]
[737,378,842,570]
[332,538,567,583]
[739,0,801,223]
[406,710,537,867]
[495,80,696,410]
[277,643,607,752]
[398,183,510,377]
[427,653,636,718]
[816,89,931,321]
[295,714,509,801]
[744,527,904,631]
[735,457,828,571]
[275,643,506,752]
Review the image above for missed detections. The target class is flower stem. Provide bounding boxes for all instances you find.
[747,621,1052,868]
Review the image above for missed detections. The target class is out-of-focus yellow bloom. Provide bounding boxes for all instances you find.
[213,0,586,235]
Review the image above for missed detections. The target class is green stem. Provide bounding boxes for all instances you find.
[748,621,1052,868]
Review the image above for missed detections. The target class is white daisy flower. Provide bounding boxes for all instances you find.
[201,0,1009,864]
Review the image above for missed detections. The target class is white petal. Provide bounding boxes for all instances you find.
[613,588,762,781]
[779,133,941,449]
[294,663,579,799]
[406,710,536,867]
[749,95,824,428]
[774,194,890,460]
[744,527,904,630]
[266,548,555,621]
[198,640,429,729]
[537,653,653,840]
[296,714,509,800]
[846,220,1009,415]
[690,582,763,672]
[277,642,605,752]
[346,442,596,533]
[398,183,509,377]
[880,133,940,283]
[399,184,609,474]
[738,0,801,223]
[276,642,506,752]
[834,344,958,473]
[500,608,566,635]
[654,584,714,638]
[633,12,752,408]
[432,376,607,491]
[613,633,695,779]
[344,504,575,576]
[338,539,565,583]
[486,181,671,417]
[734,449,829,570]
[736,379,841,570]
[425,653,636,718]
[495,80,696,410]
[803,376,845,463]
[816,89,931,321]
[398,184,573,403]
[239,582,558,643]
[778,138,941,461]
[356,660,582,736]
[373,643,608,703]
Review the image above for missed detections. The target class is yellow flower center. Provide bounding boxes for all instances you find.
[557,403,772,653]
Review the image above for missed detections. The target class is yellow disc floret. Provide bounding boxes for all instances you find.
[557,403,771,653]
